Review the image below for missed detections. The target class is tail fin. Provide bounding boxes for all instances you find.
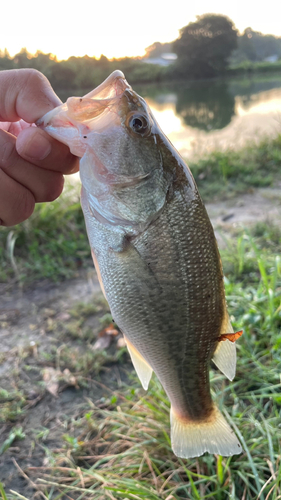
[170,406,242,458]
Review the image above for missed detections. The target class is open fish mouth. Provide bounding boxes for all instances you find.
[36,71,130,155]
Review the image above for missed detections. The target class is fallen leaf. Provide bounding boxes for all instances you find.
[99,323,119,337]
[117,337,126,349]
[92,335,111,351]
[62,368,79,389]
[92,323,119,350]
[42,367,79,396]
[42,367,59,397]
[56,312,71,321]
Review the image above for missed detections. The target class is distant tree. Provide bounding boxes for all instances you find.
[145,42,173,58]
[0,48,13,70]
[48,62,77,89]
[13,48,33,68]
[173,14,238,78]
[97,54,110,69]
[236,28,281,62]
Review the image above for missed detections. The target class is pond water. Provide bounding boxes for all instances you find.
[137,76,281,160]
[57,74,281,161]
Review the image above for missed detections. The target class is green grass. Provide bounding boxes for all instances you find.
[0,181,91,284]
[190,134,281,201]
[228,60,281,76]
[2,225,278,500]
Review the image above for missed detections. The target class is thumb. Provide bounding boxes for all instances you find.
[0,69,61,124]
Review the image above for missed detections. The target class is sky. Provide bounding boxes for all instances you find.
[1,0,281,61]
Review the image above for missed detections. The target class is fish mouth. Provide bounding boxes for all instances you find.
[83,70,128,100]
[36,71,131,155]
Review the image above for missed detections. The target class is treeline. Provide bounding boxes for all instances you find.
[230,28,281,64]
[0,49,167,89]
[1,14,281,88]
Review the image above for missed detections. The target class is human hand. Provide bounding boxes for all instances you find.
[0,69,79,226]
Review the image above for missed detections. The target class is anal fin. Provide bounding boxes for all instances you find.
[124,336,153,390]
[212,316,240,381]
[212,340,236,381]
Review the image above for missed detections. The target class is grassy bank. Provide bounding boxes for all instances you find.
[189,134,281,202]
[228,60,281,77]
[1,224,280,499]
[0,182,91,285]
[1,135,281,285]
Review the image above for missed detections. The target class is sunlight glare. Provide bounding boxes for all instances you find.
[1,0,281,60]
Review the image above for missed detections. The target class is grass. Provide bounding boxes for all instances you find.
[228,60,281,76]
[2,224,280,499]
[0,290,121,426]
[0,181,91,284]
[190,134,281,201]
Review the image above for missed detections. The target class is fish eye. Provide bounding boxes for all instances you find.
[128,114,149,135]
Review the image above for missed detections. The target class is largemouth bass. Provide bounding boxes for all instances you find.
[38,71,242,458]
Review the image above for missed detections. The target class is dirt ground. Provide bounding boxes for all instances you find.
[1,186,281,498]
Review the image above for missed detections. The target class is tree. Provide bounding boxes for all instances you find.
[173,14,238,78]
[237,28,281,62]
[145,42,173,59]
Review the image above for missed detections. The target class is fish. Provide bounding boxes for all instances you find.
[37,70,243,459]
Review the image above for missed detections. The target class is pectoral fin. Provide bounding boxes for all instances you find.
[124,335,153,390]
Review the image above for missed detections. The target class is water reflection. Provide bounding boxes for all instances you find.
[143,77,281,158]
[175,82,235,131]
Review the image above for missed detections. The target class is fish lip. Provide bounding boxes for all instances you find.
[36,106,65,128]
[83,70,129,99]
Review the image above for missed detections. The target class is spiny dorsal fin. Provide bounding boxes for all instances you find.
[124,335,153,390]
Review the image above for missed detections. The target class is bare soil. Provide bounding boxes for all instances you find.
[1,187,281,498]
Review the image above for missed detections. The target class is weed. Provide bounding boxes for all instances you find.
[0,427,25,455]
[0,389,27,423]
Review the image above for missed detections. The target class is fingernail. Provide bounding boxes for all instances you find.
[17,129,52,160]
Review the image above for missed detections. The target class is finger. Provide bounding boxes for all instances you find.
[16,127,79,175]
[0,129,64,202]
[0,169,35,226]
[0,68,60,123]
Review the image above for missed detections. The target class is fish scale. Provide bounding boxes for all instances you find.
[38,69,243,458]
[89,190,224,420]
